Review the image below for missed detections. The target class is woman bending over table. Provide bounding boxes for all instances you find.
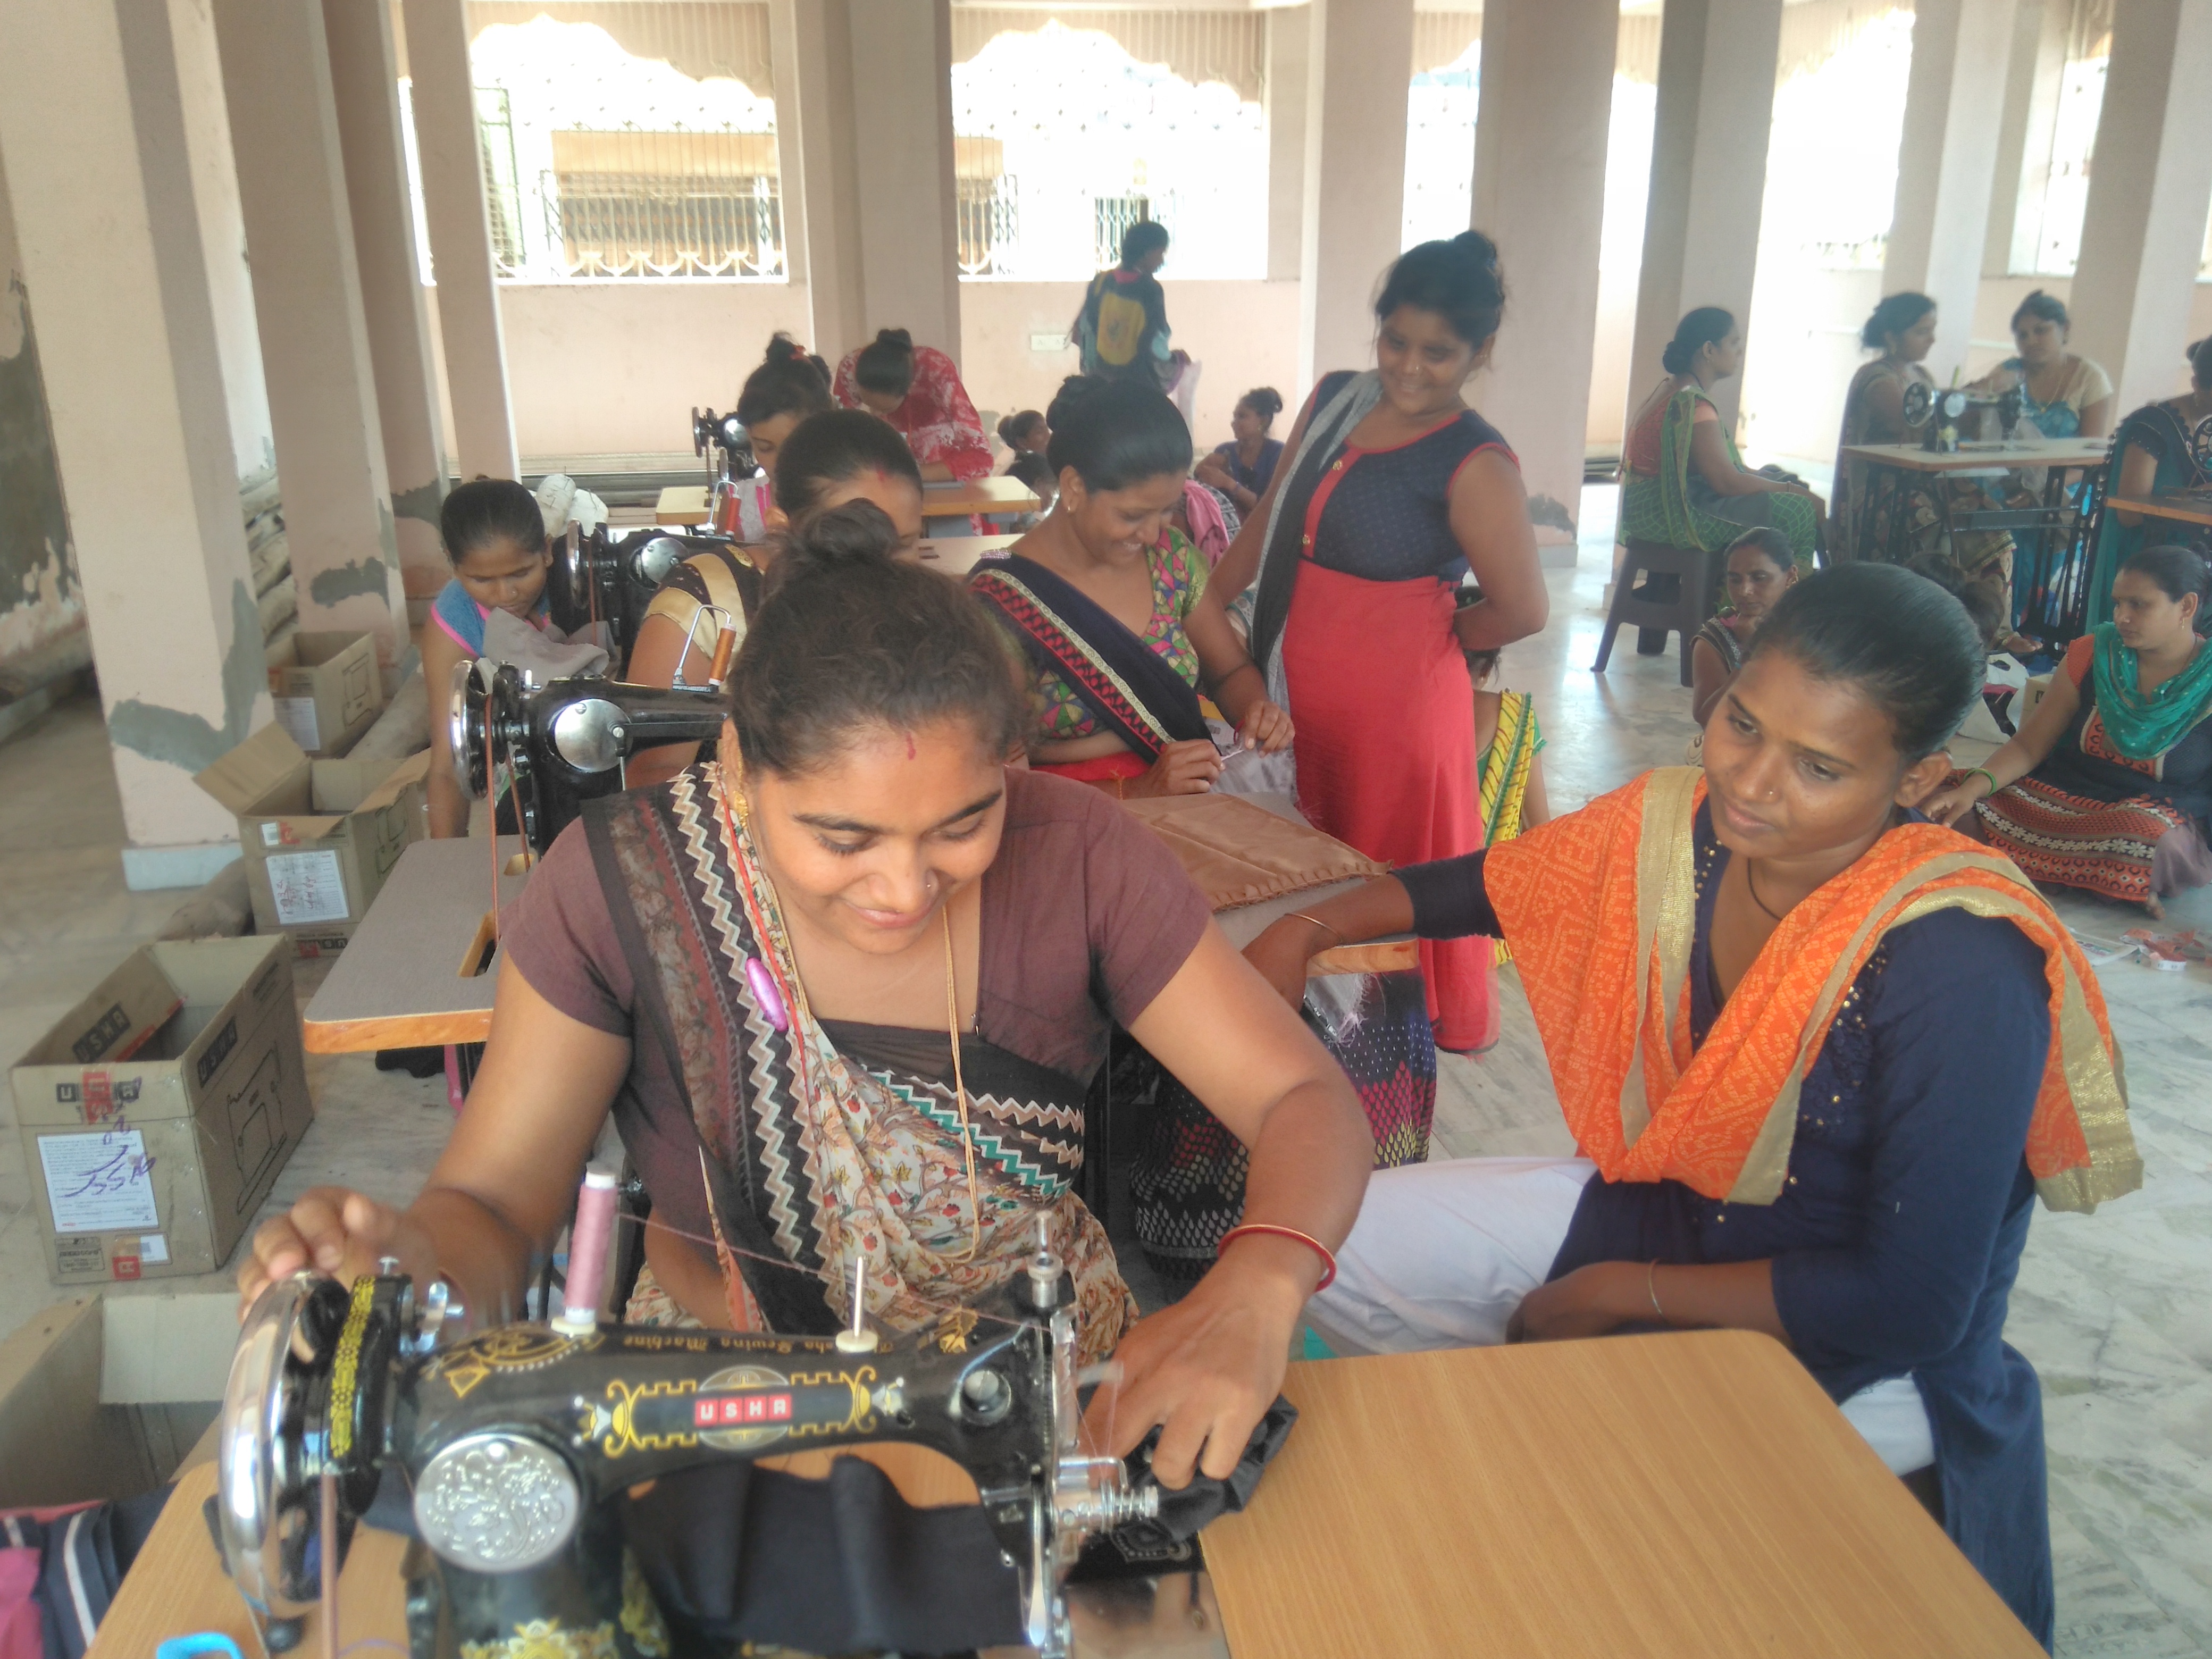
[241,501,1371,1490]
[833,328,992,483]
[1243,563,2140,1644]
[624,410,926,789]
[1621,307,1824,568]
[1202,230,1547,1054]
[971,375,1290,799]
[1925,544,2212,916]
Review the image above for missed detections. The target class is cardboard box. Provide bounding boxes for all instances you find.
[265,630,382,758]
[11,938,313,1284]
[195,725,431,948]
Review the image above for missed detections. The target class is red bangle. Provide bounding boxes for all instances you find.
[1217,1222,1337,1292]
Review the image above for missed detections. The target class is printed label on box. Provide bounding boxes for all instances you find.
[140,1233,170,1264]
[265,848,349,925]
[111,1253,140,1280]
[55,1236,104,1275]
[273,696,321,753]
[38,1130,161,1233]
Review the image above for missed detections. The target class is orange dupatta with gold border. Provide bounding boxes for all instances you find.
[1484,767,2140,1213]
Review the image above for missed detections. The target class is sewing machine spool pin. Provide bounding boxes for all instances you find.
[211,1210,1149,1659]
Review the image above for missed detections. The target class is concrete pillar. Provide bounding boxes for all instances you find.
[325,0,449,619]
[1472,0,1615,558]
[776,0,958,368]
[403,0,518,478]
[765,0,809,291]
[1882,0,2020,384]
[1264,6,1311,286]
[2069,0,2212,414]
[1299,0,1417,393]
[1982,0,2060,275]
[212,0,406,681]
[1622,0,1784,434]
[0,0,269,882]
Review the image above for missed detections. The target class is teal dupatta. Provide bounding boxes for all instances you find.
[2090,622,2212,760]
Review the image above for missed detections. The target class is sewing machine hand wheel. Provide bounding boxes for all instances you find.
[447,660,539,848]
[1901,380,1932,429]
[2190,413,2212,483]
[691,406,716,460]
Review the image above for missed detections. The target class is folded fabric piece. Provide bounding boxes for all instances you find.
[0,1490,168,1659]
[482,608,610,682]
[1121,792,1385,910]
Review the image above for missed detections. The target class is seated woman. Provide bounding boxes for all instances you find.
[970,375,1291,798]
[1241,563,2139,1644]
[1925,544,2212,917]
[1621,307,1823,569]
[624,411,925,789]
[1194,387,1286,516]
[1832,292,1938,558]
[2087,338,2212,624]
[421,479,555,839]
[1689,527,1799,728]
[1971,290,2116,441]
[239,502,1371,1496]
[833,328,992,483]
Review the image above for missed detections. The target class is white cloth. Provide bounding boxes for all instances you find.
[1310,1156,1934,1473]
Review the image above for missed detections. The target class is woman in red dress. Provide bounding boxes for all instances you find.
[1203,231,1548,1052]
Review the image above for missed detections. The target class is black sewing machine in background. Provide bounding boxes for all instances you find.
[693,406,761,539]
[448,659,729,854]
[1900,380,2025,453]
[543,525,738,673]
[211,1217,1153,1659]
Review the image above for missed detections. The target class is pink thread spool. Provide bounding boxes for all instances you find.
[555,1166,619,1333]
[744,956,789,1031]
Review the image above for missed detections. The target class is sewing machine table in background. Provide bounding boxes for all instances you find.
[1205,1331,2041,1658]
[87,1334,2029,1659]
[656,476,1042,529]
[2102,491,2212,531]
[918,532,1020,576]
[300,835,531,1053]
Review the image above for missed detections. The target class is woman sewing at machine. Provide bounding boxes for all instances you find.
[240,501,1370,1494]
[1239,564,2139,1644]
[833,328,993,484]
[1971,291,2115,441]
[624,410,926,789]
[2086,338,2212,625]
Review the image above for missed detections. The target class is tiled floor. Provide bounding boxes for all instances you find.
[1,485,2206,1652]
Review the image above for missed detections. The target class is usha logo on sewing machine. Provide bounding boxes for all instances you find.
[692,1391,792,1428]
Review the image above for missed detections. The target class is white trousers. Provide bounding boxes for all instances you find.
[1308,1157,1936,1477]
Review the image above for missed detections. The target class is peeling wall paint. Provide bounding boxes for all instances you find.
[390,475,444,525]
[105,578,263,769]
[0,266,81,671]
[308,557,397,608]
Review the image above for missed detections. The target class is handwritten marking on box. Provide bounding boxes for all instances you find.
[266,848,349,926]
[38,1129,160,1233]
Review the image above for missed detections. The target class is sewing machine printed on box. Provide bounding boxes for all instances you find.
[11,937,314,1285]
[194,724,431,955]
[265,630,384,758]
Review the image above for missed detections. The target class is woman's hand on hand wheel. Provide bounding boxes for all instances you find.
[237,1186,437,1318]
[1135,739,1223,797]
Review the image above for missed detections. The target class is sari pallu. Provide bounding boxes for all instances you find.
[1619,387,1821,566]
[582,763,1136,1364]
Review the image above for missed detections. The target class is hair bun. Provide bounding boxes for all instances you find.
[776,499,902,583]
[875,328,914,351]
[1451,229,1502,274]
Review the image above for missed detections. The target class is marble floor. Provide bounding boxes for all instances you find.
[1,485,2206,1654]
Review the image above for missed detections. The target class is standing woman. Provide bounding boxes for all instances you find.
[1195,387,1286,516]
[1204,230,1548,1054]
[1832,292,1937,556]
[833,328,993,483]
[1924,544,2212,917]
[1621,307,1824,568]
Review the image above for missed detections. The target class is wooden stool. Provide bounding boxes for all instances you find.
[1595,539,1721,688]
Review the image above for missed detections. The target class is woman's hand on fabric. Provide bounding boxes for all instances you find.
[1135,738,1222,797]
[1242,917,1320,1009]
[1085,1237,1311,1486]
[1236,700,1294,753]
[1504,1262,1638,1343]
[237,1186,438,1318]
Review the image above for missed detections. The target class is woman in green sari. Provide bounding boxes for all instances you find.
[1620,307,1823,567]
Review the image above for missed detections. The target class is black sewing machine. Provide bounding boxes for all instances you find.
[543,525,737,670]
[448,660,729,853]
[211,1218,1152,1659]
[1900,381,2025,454]
[692,407,760,538]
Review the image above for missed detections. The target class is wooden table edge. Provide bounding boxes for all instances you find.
[304,1010,494,1054]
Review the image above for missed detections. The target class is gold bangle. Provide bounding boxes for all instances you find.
[1286,910,1345,950]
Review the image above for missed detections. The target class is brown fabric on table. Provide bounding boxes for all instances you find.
[499,766,1214,1268]
[1119,792,1386,910]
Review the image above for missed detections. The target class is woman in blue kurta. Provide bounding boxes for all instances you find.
[1242,564,2141,1646]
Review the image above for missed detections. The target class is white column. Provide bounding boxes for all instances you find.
[1882,0,2020,384]
[1623,0,1785,434]
[1298,0,1417,393]
[2068,0,2212,415]
[1264,5,1311,286]
[1982,0,2059,276]
[402,0,518,478]
[212,0,406,680]
[849,0,962,364]
[1472,0,1616,560]
[765,0,810,295]
[0,0,268,882]
[325,0,449,622]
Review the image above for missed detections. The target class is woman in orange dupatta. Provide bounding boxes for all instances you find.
[1244,564,2140,1647]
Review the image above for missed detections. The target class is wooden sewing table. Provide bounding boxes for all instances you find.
[2102,490,2212,531]
[87,1332,2035,1659]
[917,532,1020,575]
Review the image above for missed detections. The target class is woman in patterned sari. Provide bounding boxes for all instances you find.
[1925,544,2212,916]
[237,502,1373,1496]
[1244,565,2141,1641]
